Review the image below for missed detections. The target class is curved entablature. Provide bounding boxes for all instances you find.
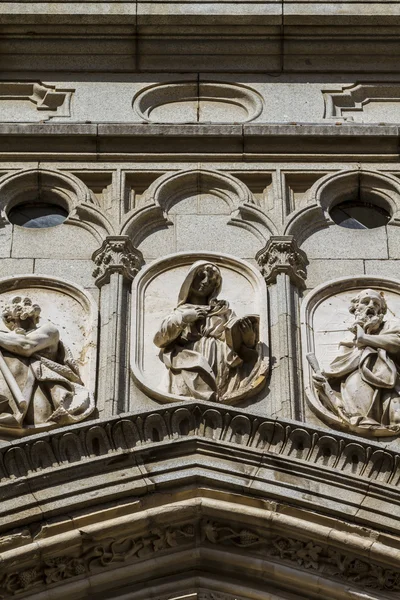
[1,401,400,531]
[120,169,276,255]
[1,403,400,598]
[285,168,400,244]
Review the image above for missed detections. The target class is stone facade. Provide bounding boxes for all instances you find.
[1,1,400,598]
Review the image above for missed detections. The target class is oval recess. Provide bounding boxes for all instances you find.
[133,81,263,124]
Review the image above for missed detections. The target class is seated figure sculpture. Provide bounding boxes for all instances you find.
[153,260,267,403]
[0,295,94,431]
[312,288,400,432]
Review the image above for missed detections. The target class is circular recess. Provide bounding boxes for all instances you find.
[330,201,391,229]
[8,202,69,229]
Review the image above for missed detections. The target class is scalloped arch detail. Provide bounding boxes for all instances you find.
[0,167,114,240]
[285,168,400,243]
[121,168,276,246]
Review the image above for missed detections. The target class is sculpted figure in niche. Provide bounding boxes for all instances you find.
[0,296,94,431]
[154,261,266,403]
[312,289,400,432]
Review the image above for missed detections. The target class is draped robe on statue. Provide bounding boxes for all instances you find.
[153,261,264,402]
[321,320,400,428]
[0,334,94,429]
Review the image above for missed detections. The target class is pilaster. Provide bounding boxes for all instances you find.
[92,236,143,417]
[257,236,307,420]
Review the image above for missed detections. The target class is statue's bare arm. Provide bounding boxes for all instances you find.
[0,323,59,357]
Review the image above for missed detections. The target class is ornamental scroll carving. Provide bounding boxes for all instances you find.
[302,277,400,437]
[131,253,269,406]
[0,276,97,438]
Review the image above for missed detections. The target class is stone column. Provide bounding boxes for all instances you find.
[92,236,143,418]
[256,236,307,420]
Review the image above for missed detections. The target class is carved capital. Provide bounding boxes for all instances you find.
[92,236,143,287]
[256,236,307,288]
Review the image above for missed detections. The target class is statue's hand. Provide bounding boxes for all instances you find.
[240,317,257,347]
[312,373,327,390]
[356,324,368,348]
[182,306,209,324]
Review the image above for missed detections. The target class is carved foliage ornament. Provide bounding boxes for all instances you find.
[92,236,144,287]
[2,519,399,597]
[256,236,307,288]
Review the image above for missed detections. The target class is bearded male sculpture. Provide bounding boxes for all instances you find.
[153,260,267,403]
[0,295,95,433]
[311,288,400,433]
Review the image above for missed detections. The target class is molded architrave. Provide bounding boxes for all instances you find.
[1,475,400,599]
[120,168,276,245]
[285,168,400,244]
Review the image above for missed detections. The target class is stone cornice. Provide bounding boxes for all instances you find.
[1,402,400,538]
[0,124,399,162]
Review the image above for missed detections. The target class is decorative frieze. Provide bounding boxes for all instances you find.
[256,235,307,288]
[92,236,143,287]
[2,517,400,597]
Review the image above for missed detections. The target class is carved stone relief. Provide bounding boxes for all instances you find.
[2,516,400,598]
[256,235,307,288]
[323,83,400,123]
[0,82,74,122]
[302,276,400,437]
[131,253,269,405]
[133,81,263,123]
[0,276,97,438]
[92,235,144,287]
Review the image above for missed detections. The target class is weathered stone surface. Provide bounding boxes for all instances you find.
[2,0,400,597]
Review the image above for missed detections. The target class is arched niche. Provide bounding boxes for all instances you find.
[121,169,275,261]
[301,275,400,438]
[131,252,269,406]
[0,168,113,260]
[0,275,98,438]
